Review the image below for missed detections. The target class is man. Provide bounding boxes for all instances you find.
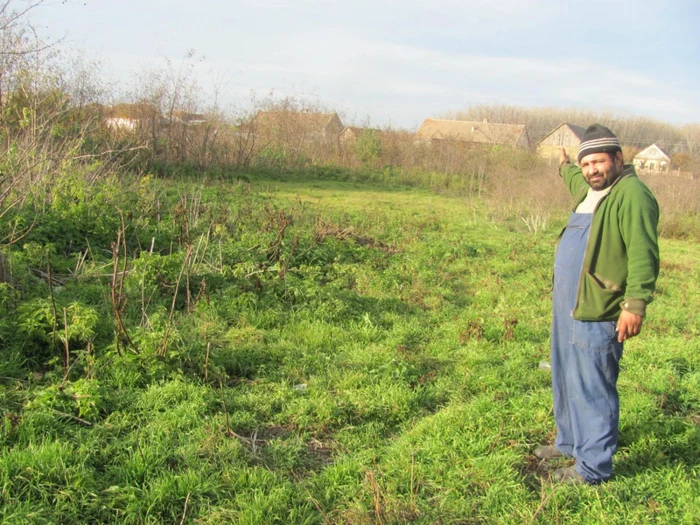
[534,124,660,484]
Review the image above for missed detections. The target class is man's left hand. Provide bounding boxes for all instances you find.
[616,310,643,342]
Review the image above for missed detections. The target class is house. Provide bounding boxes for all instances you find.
[339,126,381,143]
[536,122,587,160]
[415,118,530,148]
[251,110,344,142]
[103,103,159,131]
[339,126,363,143]
[168,110,207,126]
[634,144,671,172]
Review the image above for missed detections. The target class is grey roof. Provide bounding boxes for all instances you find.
[416,118,528,146]
[534,122,587,147]
[566,123,587,140]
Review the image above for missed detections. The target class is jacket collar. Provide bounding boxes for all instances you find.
[610,164,637,189]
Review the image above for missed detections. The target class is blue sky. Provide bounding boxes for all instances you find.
[29,0,700,129]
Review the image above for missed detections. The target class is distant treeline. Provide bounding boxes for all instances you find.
[445,104,700,154]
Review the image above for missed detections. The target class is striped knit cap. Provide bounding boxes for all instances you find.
[577,124,621,163]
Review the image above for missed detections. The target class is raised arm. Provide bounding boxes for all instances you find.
[558,148,590,200]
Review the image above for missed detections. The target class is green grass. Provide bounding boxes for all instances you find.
[1,172,698,524]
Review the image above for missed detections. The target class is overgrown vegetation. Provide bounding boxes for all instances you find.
[1,2,699,523]
[2,172,699,524]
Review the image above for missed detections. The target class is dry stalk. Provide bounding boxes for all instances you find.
[158,244,192,356]
[0,249,9,285]
[109,218,138,355]
[313,218,391,251]
[140,271,147,328]
[46,251,58,349]
[62,306,69,383]
[110,227,122,357]
[179,493,191,525]
[291,471,333,525]
[198,223,212,266]
[117,208,128,300]
[530,481,561,524]
[86,337,94,380]
[73,248,88,276]
[52,409,92,426]
[185,256,191,312]
[204,341,211,381]
[363,466,386,525]
[410,450,416,514]
[521,214,549,233]
[2,211,37,246]
[191,232,205,267]
[219,379,231,436]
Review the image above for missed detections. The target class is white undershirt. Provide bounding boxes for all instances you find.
[576,186,612,213]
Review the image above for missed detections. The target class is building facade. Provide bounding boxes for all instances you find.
[536,123,586,160]
[633,144,671,172]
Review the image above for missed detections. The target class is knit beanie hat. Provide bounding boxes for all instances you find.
[577,124,621,163]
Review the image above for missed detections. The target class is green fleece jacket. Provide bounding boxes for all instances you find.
[559,162,660,320]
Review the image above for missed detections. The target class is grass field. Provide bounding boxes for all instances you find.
[1,172,699,524]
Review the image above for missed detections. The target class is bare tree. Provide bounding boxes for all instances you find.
[681,124,700,156]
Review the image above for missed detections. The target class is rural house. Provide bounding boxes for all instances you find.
[415,118,530,148]
[633,144,671,173]
[339,126,383,143]
[103,103,159,131]
[339,126,364,143]
[251,110,344,143]
[536,122,586,160]
[168,110,207,126]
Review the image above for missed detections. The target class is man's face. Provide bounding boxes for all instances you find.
[580,152,623,190]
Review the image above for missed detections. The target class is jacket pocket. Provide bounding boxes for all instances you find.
[588,271,623,292]
[577,272,625,320]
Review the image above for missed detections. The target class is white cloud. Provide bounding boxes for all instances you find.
[224,28,700,126]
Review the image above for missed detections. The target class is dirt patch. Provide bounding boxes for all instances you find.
[315,220,398,253]
[459,320,485,343]
[226,424,293,453]
[520,452,576,492]
[258,424,292,440]
[660,260,692,274]
[520,454,549,478]
[306,437,336,468]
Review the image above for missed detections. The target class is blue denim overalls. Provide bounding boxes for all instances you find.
[551,212,623,482]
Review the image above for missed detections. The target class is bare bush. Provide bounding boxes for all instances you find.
[0,0,143,259]
[641,172,700,239]
[681,124,700,156]
[1,1,87,217]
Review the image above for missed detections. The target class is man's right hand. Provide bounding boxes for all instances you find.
[617,310,643,342]
[559,147,570,166]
